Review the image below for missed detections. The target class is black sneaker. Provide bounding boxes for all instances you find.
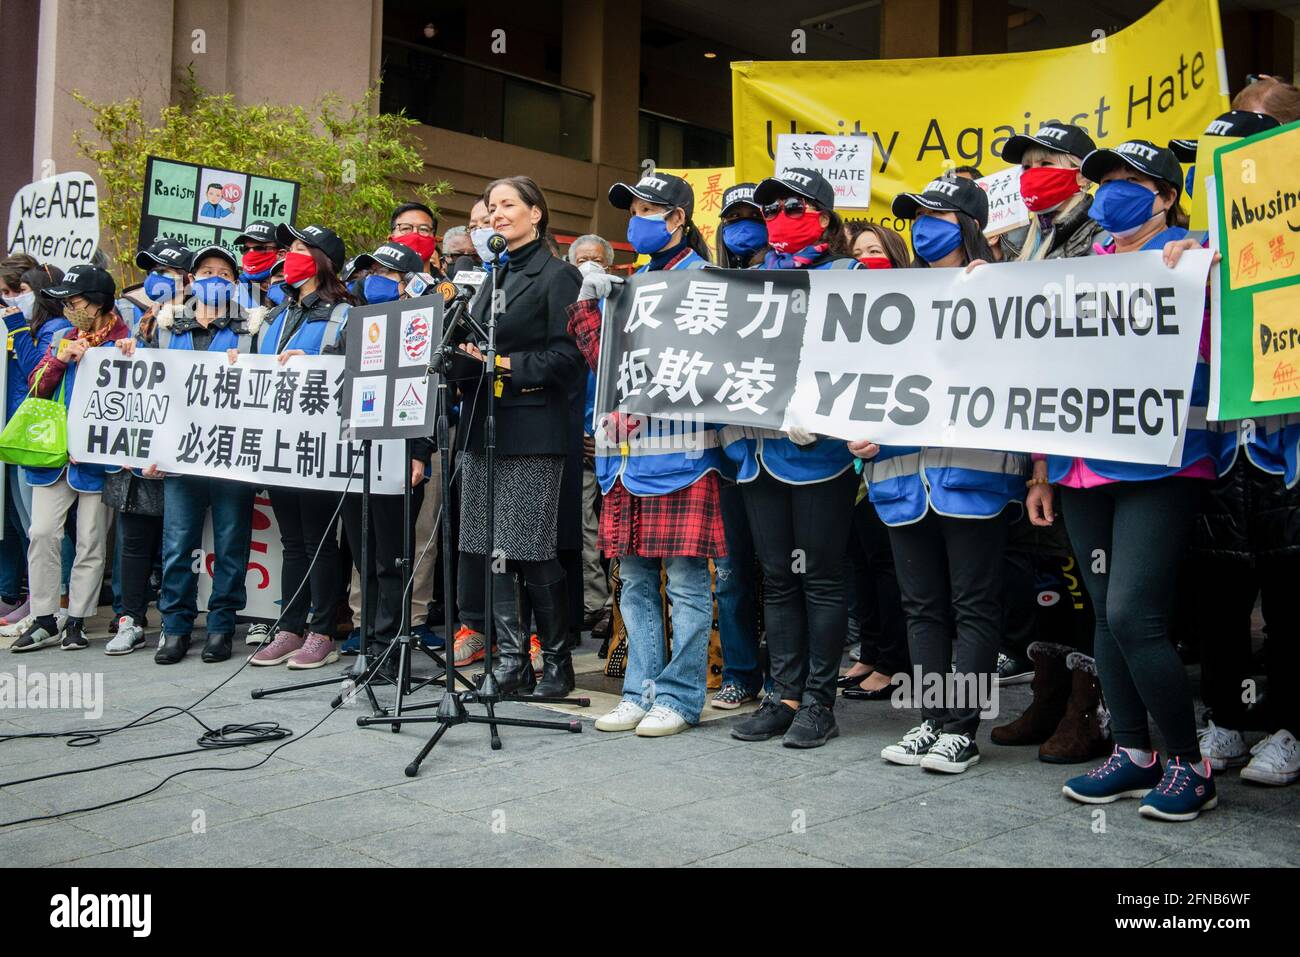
[995,652,1032,685]
[920,732,981,773]
[882,720,941,765]
[783,702,839,749]
[61,619,88,650]
[11,619,60,653]
[730,695,797,741]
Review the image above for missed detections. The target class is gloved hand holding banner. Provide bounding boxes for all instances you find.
[594,249,1214,466]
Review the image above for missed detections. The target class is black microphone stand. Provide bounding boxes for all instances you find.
[367,239,587,776]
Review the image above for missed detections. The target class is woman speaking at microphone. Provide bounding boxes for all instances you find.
[726,168,862,750]
[454,176,583,698]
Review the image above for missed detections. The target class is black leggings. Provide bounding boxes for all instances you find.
[888,510,1007,735]
[117,511,162,626]
[1061,478,1201,760]
[270,487,340,637]
[741,468,859,708]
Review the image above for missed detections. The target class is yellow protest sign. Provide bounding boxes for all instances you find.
[1187,133,1233,229]
[635,166,737,266]
[732,0,1227,231]
[1218,124,1300,291]
[1251,285,1300,402]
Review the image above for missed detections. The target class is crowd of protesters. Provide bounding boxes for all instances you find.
[4,75,1299,826]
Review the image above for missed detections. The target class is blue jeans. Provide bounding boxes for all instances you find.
[160,475,254,636]
[619,555,712,723]
[714,483,764,694]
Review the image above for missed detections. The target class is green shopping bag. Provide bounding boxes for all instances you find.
[0,370,69,469]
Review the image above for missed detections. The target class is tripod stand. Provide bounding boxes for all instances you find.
[250,439,466,716]
[358,244,588,775]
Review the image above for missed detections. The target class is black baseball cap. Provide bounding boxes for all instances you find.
[1170,111,1281,163]
[1081,140,1183,192]
[892,175,990,229]
[234,220,280,247]
[45,264,116,300]
[276,223,346,270]
[1002,121,1097,164]
[753,167,836,211]
[1168,138,1198,163]
[720,182,760,218]
[352,241,424,276]
[608,172,695,218]
[135,238,193,271]
[190,244,239,275]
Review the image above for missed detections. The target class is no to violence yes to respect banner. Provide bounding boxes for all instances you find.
[594,250,1214,466]
[68,351,404,492]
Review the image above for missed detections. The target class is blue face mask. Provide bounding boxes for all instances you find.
[266,282,288,306]
[627,213,674,255]
[363,274,400,304]
[144,271,178,303]
[722,219,767,257]
[911,216,963,263]
[1183,164,1196,200]
[192,275,234,308]
[1088,179,1162,236]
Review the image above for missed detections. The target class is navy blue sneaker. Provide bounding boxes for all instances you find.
[414,624,445,650]
[340,628,361,656]
[1139,757,1218,821]
[1062,747,1163,804]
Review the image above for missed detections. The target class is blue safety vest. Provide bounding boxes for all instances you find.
[1046,227,1214,484]
[862,446,1027,526]
[257,299,349,356]
[721,254,859,485]
[23,329,118,493]
[594,249,730,496]
[1214,414,1300,488]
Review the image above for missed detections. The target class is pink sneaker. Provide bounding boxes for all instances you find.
[0,598,31,626]
[287,632,339,670]
[250,630,305,666]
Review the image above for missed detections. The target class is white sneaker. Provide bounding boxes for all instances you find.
[1240,729,1300,786]
[635,704,689,737]
[594,700,648,732]
[105,616,146,655]
[1197,720,1250,770]
[0,613,33,637]
[245,622,272,647]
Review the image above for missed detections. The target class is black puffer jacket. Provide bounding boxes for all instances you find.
[1190,457,1300,561]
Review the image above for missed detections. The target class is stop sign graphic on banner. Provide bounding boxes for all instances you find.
[812,139,835,161]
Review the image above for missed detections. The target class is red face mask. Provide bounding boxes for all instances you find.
[765,209,826,253]
[1019,165,1081,212]
[392,232,437,263]
[282,250,317,285]
[858,256,893,269]
[242,249,279,275]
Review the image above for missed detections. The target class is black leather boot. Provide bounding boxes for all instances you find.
[201,632,233,663]
[155,633,191,665]
[530,574,574,698]
[489,573,534,694]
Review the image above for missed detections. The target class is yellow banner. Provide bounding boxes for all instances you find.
[1251,285,1300,402]
[1188,133,1233,229]
[732,0,1228,232]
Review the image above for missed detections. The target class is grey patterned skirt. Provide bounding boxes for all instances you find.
[459,452,563,562]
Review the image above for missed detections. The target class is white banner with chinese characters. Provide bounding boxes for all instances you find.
[594,251,1214,465]
[67,351,405,492]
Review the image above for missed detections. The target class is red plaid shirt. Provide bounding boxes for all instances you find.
[567,294,727,560]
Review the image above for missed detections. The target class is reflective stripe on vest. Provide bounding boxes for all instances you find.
[864,446,1027,526]
[1213,412,1300,487]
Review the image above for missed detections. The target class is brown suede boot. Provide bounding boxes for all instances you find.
[1039,652,1112,764]
[990,641,1073,746]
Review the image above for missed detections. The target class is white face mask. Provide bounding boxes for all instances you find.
[578,260,606,276]
[471,227,494,262]
[4,291,35,315]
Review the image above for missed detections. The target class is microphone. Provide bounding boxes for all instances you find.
[486,232,508,261]
[447,255,479,279]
